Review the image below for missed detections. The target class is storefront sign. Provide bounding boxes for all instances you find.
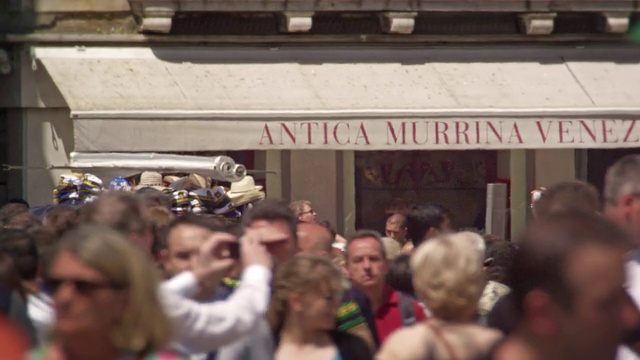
[256,118,640,149]
[74,117,640,151]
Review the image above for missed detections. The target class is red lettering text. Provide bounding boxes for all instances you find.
[355,123,370,145]
[435,122,450,145]
[558,120,575,143]
[509,123,523,144]
[387,122,407,145]
[536,121,553,143]
[260,124,274,145]
[455,121,470,144]
[602,120,619,143]
[624,120,640,143]
[334,122,350,145]
[486,122,503,143]
[302,122,318,144]
[412,122,428,145]
[579,120,597,143]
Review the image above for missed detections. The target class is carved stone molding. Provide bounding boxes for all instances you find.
[518,13,557,35]
[600,12,630,34]
[138,5,177,33]
[380,12,417,34]
[280,12,314,33]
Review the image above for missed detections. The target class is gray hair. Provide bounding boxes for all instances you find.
[346,229,387,261]
[604,155,640,205]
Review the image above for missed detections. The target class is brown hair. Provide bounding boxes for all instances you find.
[50,225,172,356]
[511,212,630,315]
[78,192,149,238]
[243,199,298,244]
[346,230,387,261]
[533,180,600,219]
[267,255,343,333]
[147,206,175,256]
[0,203,29,226]
[43,205,79,238]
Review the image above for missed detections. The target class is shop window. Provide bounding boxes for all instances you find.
[355,150,497,232]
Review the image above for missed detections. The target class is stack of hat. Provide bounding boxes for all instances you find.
[53,173,104,205]
[227,176,266,206]
[171,190,191,216]
[189,187,241,219]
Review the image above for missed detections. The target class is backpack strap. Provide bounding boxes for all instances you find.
[397,291,417,327]
[0,287,11,315]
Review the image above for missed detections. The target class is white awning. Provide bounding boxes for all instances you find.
[34,46,640,151]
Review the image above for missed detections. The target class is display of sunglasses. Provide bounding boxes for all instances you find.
[43,277,125,295]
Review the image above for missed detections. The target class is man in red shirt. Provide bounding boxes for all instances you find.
[345,230,425,344]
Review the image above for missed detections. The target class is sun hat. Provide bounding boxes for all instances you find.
[135,171,170,192]
[228,176,265,206]
[189,173,212,189]
[229,176,263,194]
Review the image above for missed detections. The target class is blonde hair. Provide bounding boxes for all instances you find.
[268,255,343,333]
[381,237,402,260]
[411,231,486,321]
[289,200,311,217]
[50,225,172,356]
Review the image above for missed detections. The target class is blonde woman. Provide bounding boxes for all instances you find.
[269,255,371,360]
[31,225,183,360]
[377,232,502,360]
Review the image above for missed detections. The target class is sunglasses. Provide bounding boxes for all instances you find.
[43,277,125,296]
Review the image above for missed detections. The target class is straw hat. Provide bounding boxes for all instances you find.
[229,176,263,194]
[228,176,265,206]
[189,173,212,189]
[135,171,170,191]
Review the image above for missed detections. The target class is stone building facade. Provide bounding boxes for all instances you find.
[1,0,639,237]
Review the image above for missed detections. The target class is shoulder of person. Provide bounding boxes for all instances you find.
[456,324,504,348]
[375,324,432,360]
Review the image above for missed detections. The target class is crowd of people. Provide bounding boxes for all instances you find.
[3,154,640,359]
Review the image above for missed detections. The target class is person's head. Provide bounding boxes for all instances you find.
[345,230,389,294]
[405,203,453,248]
[385,253,414,296]
[0,230,38,282]
[483,236,518,287]
[0,203,29,226]
[43,205,79,238]
[296,223,333,257]
[381,237,402,260]
[533,180,601,219]
[45,225,171,356]
[3,211,42,230]
[604,155,640,237]
[161,216,222,277]
[268,255,343,334]
[289,200,317,224]
[511,212,637,360]
[146,206,175,261]
[243,199,298,267]
[28,226,59,277]
[385,213,407,244]
[78,192,152,253]
[412,231,486,322]
[0,253,23,295]
[136,188,172,211]
[8,198,29,208]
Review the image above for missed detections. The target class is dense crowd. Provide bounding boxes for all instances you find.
[3,154,640,360]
